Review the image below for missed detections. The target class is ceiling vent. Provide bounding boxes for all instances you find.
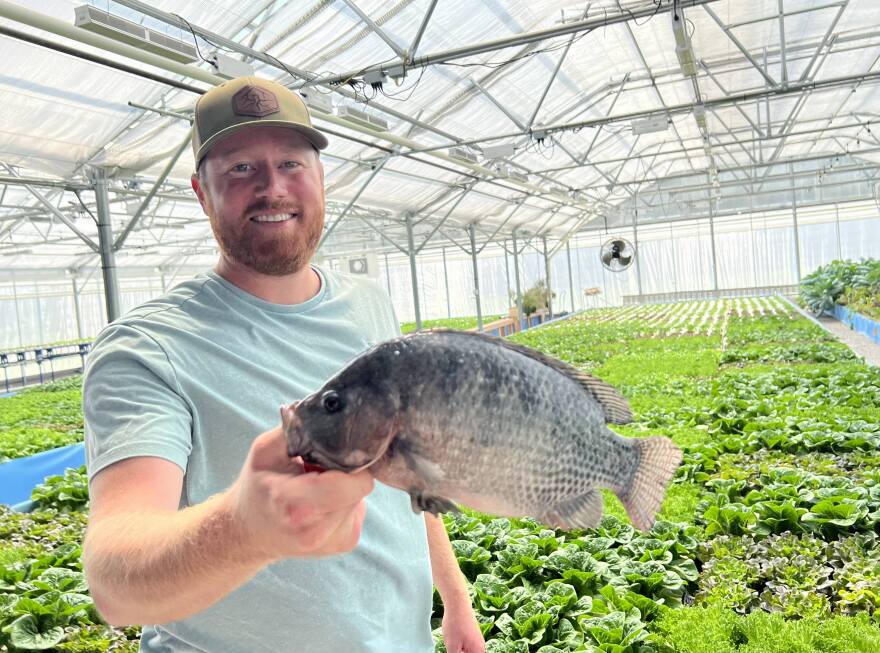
[337,105,390,132]
[74,6,198,63]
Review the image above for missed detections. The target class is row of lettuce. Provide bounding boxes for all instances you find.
[2,301,879,652]
[799,258,879,319]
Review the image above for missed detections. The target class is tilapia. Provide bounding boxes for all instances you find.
[282,330,682,531]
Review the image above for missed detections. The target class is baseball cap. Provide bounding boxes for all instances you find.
[192,76,329,170]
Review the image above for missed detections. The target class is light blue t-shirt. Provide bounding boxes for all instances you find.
[83,267,434,653]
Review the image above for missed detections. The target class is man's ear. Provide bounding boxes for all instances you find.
[191,173,209,214]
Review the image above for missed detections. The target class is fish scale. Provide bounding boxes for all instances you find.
[283,329,682,531]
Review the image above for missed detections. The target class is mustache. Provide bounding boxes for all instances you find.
[243,200,300,216]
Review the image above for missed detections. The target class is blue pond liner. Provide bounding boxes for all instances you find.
[0,442,85,509]
[831,304,880,344]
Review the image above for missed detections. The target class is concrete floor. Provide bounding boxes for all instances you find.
[819,315,880,367]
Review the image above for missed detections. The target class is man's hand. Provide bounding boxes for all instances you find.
[442,603,485,653]
[228,425,374,562]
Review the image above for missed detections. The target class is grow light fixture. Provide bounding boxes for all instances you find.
[448,147,479,164]
[481,142,516,159]
[74,5,198,63]
[671,8,697,77]
[632,116,669,135]
[693,104,708,131]
[299,90,333,115]
[509,170,529,183]
[336,105,389,132]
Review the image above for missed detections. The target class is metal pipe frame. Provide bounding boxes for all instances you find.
[3,0,878,273]
[298,0,721,88]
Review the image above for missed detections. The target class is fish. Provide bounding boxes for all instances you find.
[281,329,682,531]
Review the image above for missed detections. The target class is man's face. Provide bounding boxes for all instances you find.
[192,126,325,276]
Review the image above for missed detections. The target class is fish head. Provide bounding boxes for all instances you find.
[281,380,399,473]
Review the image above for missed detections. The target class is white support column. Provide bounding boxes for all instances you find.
[91,168,121,323]
[708,197,720,291]
[511,230,524,328]
[405,212,421,330]
[468,224,483,331]
[566,240,575,313]
[71,276,84,341]
[790,162,802,281]
[542,235,553,319]
[441,246,451,318]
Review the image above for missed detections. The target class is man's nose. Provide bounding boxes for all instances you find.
[256,167,287,198]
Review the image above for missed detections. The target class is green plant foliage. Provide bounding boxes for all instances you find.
[2,301,878,653]
[651,607,880,653]
[521,280,555,316]
[439,513,700,652]
[30,467,89,513]
[799,258,879,316]
[400,315,504,334]
[840,285,880,321]
[0,376,84,462]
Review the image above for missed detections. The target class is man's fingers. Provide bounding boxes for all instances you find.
[278,468,374,514]
[249,426,299,472]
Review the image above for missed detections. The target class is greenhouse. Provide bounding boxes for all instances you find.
[1,0,879,652]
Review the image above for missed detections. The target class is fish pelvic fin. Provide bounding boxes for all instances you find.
[616,436,683,531]
[541,489,604,531]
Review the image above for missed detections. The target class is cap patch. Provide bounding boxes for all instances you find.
[232,85,280,117]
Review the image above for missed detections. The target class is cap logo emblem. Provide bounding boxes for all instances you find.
[232,85,279,117]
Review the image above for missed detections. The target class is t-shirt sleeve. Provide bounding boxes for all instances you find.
[83,324,193,482]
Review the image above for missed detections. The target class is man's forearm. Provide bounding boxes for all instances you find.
[425,513,470,606]
[84,490,267,626]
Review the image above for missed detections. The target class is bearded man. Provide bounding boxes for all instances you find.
[81,77,484,653]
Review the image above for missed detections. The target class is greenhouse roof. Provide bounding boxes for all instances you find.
[1,0,879,277]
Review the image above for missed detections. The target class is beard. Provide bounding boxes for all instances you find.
[209,199,324,276]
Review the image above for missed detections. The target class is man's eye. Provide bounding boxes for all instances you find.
[282,161,300,169]
[231,163,252,172]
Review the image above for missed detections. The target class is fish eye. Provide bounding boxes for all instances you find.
[321,390,343,413]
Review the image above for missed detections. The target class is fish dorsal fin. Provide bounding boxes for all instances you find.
[419,329,633,425]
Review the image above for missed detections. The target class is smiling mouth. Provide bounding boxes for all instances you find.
[250,212,298,223]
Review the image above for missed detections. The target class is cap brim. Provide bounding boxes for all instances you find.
[195,120,329,168]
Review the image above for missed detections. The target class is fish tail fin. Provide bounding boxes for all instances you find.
[616,436,682,531]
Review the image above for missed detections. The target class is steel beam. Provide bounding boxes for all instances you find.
[790,163,802,281]
[408,0,438,62]
[468,224,483,332]
[303,0,720,87]
[527,28,578,128]
[91,168,121,323]
[566,240,575,313]
[1,165,99,252]
[542,235,552,319]
[340,0,406,58]
[441,246,451,318]
[403,69,880,157]
[320,157,389,247]
[511,230,523,329]
[778,0,788,85]
[704,5,778,87]
[405,212,421,330]
[114,130,191,251]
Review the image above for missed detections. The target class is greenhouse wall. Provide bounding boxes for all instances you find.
[1,200,878,349]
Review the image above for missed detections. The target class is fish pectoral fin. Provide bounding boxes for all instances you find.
[390,436,445,485]
[540,489,604,531]
[409,491,460,516]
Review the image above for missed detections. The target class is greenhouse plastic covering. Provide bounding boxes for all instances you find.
[0,0,879,339]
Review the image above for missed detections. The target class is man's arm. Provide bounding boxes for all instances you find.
[425,514,485,653]
[84,426,373,626]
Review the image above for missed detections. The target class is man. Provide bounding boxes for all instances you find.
[82,76,485,653]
